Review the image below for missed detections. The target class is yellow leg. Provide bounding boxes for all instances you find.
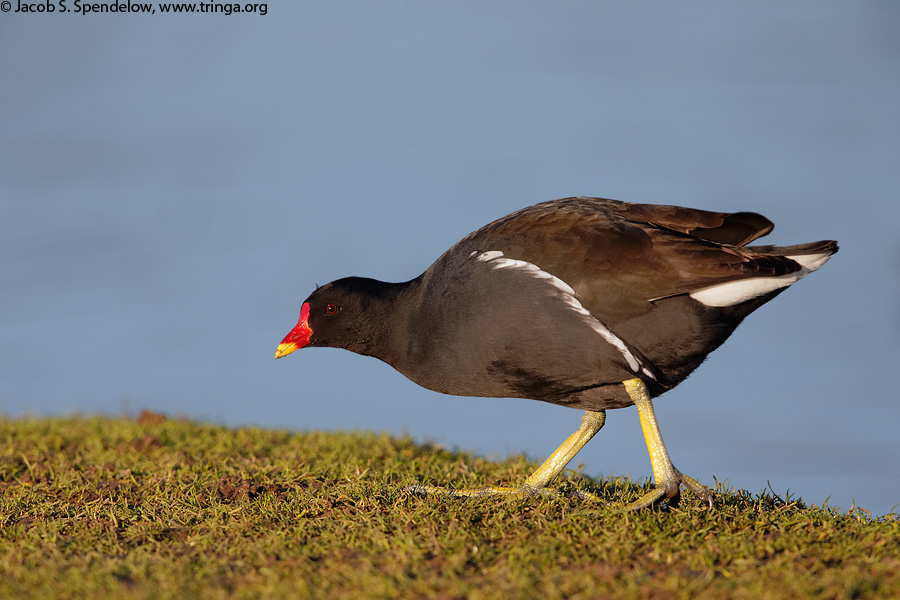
[622,378,713,510]
[407,410,606,501]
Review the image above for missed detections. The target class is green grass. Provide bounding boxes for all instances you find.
[2,414,898,599]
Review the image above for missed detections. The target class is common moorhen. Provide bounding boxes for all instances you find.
[275,197,837,509]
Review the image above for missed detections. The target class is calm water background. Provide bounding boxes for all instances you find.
[2,2,898,516]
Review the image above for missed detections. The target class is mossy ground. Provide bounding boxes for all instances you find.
[2,414,898,599]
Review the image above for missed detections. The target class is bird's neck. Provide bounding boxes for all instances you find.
[352,276,423,367]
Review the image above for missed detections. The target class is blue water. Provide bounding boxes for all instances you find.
[2,2,898,516]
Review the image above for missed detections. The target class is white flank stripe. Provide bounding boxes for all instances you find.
[471,250,649,377]
[689,251,833,308]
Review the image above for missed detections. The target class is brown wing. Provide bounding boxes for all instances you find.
[454,197,802,324]
[612,201,773,246]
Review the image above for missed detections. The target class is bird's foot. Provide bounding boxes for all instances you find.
[623,468,713,511]
[621,378,714,511]
[406,410,609,505]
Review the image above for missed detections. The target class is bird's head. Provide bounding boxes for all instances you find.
[274,277,384,358]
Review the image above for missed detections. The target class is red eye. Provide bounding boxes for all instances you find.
[325,303,338,315]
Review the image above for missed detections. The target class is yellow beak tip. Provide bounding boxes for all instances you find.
[274,343,299,359]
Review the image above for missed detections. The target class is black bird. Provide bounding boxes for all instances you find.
[275,197,837,508]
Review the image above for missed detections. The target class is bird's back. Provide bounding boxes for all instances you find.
[402,197,836,410]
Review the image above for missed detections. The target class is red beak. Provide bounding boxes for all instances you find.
[274,302,312,358]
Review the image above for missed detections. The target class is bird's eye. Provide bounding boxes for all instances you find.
[325,303,338,315]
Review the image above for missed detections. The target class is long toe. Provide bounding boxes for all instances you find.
[405,482,610,504]
[405,483,558,500]
[622,471,713,511]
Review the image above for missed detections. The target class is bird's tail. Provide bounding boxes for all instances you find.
[746,239,838,273]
